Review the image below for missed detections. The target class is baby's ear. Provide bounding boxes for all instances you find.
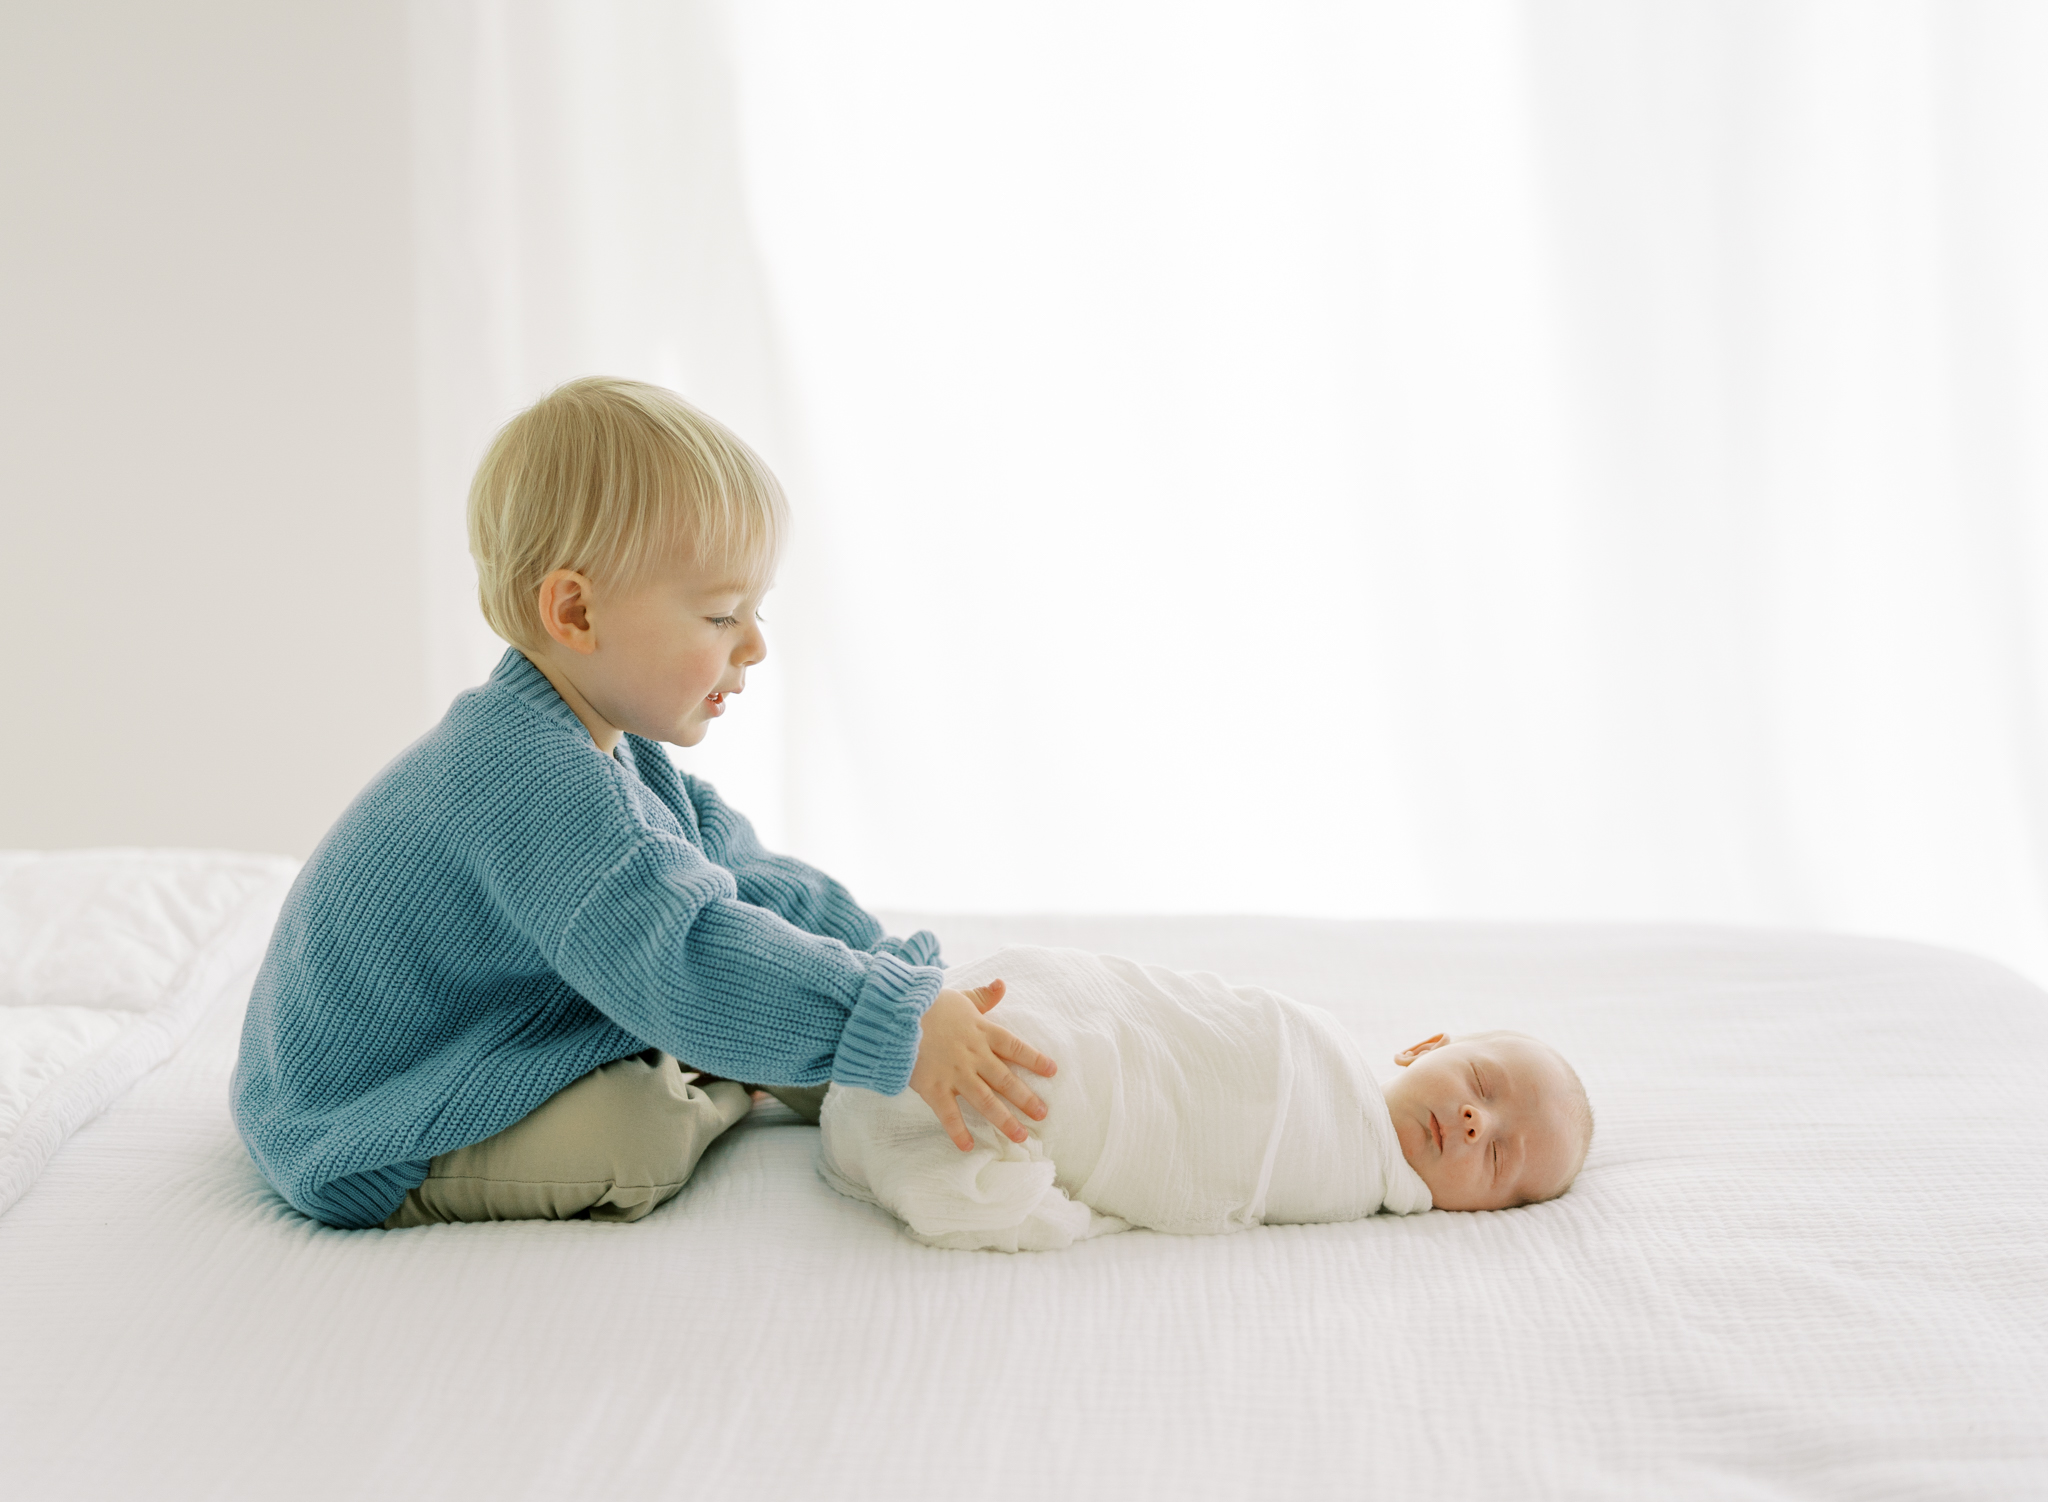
[1394,1033,1449,1068]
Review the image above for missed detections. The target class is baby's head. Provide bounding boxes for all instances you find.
[468,377,786,746]
[1382,1031,1591,1211]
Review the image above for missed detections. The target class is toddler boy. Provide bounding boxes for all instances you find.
[232,378,1053,1228]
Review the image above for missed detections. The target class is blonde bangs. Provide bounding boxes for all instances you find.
[468,378,787,652]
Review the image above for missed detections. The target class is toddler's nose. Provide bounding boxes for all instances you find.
[1461,1103,1485,1142]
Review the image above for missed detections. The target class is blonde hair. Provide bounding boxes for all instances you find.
[468,377,787,652]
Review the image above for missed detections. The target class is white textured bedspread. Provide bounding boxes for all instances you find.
[0,849,294,1217]
[3,912,2046,1500]
[820,946,1429,1249]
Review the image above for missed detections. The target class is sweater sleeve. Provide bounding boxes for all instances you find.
[684,772,944,970]
[544,837,939,1094]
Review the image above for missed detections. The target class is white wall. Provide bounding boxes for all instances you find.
[0,2,424,857]
[8,3,2048,996]
[408,2,2048,986]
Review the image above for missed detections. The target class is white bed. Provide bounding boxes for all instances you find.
[3,857,2045,1500]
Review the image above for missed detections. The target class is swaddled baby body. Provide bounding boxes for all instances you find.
[818,946,1591,1251]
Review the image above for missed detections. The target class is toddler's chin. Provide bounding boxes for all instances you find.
[657,706,713,746]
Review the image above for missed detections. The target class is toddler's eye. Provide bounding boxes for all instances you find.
[708,615,740,628]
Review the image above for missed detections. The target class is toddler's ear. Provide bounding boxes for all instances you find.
[537,568,600,654]
[1394,1033,1449,1067]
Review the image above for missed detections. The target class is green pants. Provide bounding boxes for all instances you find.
[381,1050,828,1228]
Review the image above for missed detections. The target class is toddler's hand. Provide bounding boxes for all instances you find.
[909,979,1057,1152]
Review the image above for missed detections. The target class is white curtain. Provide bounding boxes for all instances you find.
[411,2,2048,981]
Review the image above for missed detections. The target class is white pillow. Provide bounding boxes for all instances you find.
[0,849,298,1217]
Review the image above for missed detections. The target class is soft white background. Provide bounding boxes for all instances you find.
[0,4,420,856]
[8,3,2048,982]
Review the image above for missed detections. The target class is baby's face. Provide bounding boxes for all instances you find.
[1381,1034,1579,1211]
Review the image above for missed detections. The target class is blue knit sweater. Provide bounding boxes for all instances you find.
[231,648,944,1228]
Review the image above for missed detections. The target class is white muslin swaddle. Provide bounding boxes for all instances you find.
[818,946,1432,1251]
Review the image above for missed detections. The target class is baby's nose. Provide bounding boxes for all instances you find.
[1461,1104,1484,1141]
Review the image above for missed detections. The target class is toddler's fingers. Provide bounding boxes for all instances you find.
[985,1061,1047,1121]
[930,1092,973,1152]
[968,1078,1028,1144]
[965,978,1007,1014]
[990,1026,1057,1078]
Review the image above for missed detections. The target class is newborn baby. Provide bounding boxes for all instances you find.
[819,946,1591,1251]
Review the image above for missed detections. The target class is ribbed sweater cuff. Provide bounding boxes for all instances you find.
[831,953,942,1096]
[873,928,943,969]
